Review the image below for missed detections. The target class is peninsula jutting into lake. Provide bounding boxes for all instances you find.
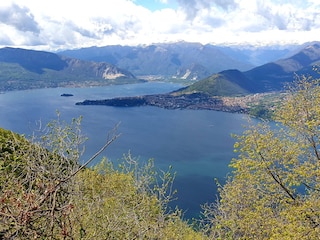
[75,92,248,113]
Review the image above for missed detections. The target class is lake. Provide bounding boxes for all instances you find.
[0,82,256,219]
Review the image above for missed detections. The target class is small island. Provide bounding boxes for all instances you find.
[61,93,74,97]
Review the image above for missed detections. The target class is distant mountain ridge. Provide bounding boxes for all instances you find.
[0,47,139,91]
[59,42,255,81]
[179,42,320,96]
[59,42,305,82]
[1,42,318,93]
[216,44,298,66]
[75,42,320,116]
[0,47,67,74]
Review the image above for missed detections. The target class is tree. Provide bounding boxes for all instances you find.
[0,114,204,239]
[0,115,104,238]
[70,156,205,239]
[203,74,320,239]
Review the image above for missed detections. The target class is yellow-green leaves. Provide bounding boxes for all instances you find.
[71,159,203,239]
[205,74,320,239]
[0,122,204,239]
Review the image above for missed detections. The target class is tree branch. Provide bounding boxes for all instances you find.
[258,152,296,201]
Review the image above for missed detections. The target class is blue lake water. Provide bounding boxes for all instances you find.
[0,82,256,219]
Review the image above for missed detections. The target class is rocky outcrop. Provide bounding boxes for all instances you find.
[62,58,136,80]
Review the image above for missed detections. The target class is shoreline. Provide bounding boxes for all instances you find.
[75,92,248,114]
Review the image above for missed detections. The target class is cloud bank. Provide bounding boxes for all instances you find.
[0,0,319,50]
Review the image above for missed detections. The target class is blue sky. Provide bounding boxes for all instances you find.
[135,0,178,11]
[0,0,319,50]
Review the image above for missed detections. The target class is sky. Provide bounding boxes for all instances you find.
[0,0,319,51]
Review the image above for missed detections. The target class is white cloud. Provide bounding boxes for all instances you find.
[0,0,319,50]
[0,3,39,33]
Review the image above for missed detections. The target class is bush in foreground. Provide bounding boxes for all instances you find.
[0,117,204,239]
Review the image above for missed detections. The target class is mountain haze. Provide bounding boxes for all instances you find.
[60,42,254,81]
[244,42,320,91]
[216,44,298,66]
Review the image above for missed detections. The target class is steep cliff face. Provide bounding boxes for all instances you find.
[101,65,135,80]
[174,63,211,81]
[61,57,136,80]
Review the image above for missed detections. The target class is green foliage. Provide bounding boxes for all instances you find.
[181,72,249,97]
[247,92,284,119]
[203,74,320,239]
[0,116,86,239]
[71,158,204,239]
[0,115,204,239]
[248,104,273,119]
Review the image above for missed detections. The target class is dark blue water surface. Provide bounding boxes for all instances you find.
[0,82,255,219]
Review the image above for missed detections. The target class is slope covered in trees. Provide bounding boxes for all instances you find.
[203,73,320,239]
[0,117,204,239]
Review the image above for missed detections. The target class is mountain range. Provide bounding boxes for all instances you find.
[0,47,139,91]
[0,42,319,94]
[179,42,320,96]
[73,42,320,117]
[59,42,299,81]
